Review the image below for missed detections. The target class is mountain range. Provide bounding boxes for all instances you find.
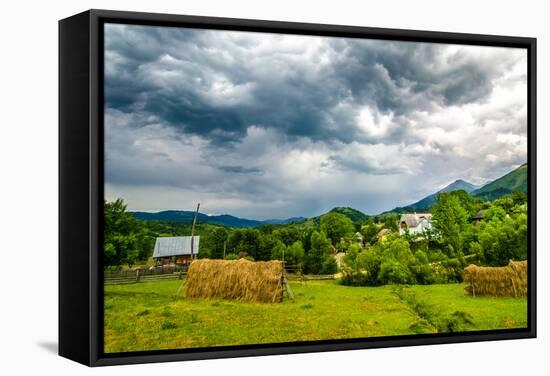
[384,163,527,214]
[131,163,527,227]
[470,163,527,200]
[132,210,306,228]
[386,179,479,214]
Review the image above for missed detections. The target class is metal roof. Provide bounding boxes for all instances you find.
[399,213,432,228]
[152,236,200,258]
[473,209,488,219]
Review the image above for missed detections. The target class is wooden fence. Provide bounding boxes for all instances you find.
[284,263,335,281]
[104,265,188,285]
[104,263,335,285]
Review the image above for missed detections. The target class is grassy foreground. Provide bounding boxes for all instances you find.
[104,280,527,353]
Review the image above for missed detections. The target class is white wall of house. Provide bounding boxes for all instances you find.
[399,218,432,236]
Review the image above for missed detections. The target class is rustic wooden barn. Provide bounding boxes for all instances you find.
[152,236,200,266]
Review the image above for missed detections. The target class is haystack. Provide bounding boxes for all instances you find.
[184,259,285,303]
[464,260,527,297]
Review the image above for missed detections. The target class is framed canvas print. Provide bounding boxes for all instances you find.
[59,9,537,366]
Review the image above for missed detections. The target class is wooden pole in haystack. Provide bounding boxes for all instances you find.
[280,244,294,301]
[190,203,200,261]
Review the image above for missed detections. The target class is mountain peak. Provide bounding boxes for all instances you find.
[439,179,478,194]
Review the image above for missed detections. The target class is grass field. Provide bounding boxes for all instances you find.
[104,280,527,353]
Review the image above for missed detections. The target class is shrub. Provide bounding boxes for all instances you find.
[340,272,370,286]
[378,259,415,285]
[223,253,239,260]
[437,311,474,332]
[321,254,338,274]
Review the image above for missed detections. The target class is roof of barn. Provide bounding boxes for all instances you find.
[152,236,200,258]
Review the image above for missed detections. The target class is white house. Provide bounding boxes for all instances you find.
[398,213,433,236]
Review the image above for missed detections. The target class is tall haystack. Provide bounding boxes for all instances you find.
[185,259,285,303]
[464,260,527,297]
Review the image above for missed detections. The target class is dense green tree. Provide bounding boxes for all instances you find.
[104,199,152,266]
[320,212,355,245]
[258,234,278,261]
[360,220,379,245]
[512,190,527,206]
[272,227,301,246]
[483,205,506,222]
[380,214,399,232]
[321,254,338,274]
[492,196,515,213]
[270,240,287,260]
[287,240,306,267]
[431,192,470,256]
[305,231,332,274]
[478,212,528,266]
[378,259,415,285]
[207,227,229,259]
[341,235,461,286]
[226,228,261,259]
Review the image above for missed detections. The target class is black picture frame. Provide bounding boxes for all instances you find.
[59,9,537,367]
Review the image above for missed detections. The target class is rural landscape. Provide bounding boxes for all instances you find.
[104,163,528,353]
[103,24,528,353]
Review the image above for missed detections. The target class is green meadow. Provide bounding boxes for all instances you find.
[104,280,527,353]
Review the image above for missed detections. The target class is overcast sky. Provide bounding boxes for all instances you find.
[104,24,527,219]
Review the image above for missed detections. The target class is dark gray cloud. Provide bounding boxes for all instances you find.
[104,24,527,218]
[217,165,264,174]
[105,25,510,146]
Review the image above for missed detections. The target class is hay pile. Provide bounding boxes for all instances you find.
[185,259,284,303]
[464,260,527,297]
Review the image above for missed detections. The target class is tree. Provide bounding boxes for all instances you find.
[483,205,506,222]
[272,227,301,246]
[381,214,400,231]
[378,259,415,285]
[321,254,338,274]
[286,240,306,267]
[270,240,287,260]
[226,228,261,259]
[431,192,470,256]
[207,227,229,259]
[512,190,527,206]
[104,199,150,266]
[360,220,379,245]
[492,196,515,213]
[305,231,332,274]
[259,234,278,261]
[478,212,527,266]
[320,212,355,245]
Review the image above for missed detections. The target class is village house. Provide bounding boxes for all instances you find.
[472,209,487,223]
[398,213,433,236]
[354,232,364,247]
[377,228,390,239]
[152,236,200,266]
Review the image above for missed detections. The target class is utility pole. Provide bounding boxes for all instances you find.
[190,203,200,260]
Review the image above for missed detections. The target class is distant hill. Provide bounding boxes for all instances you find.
[387,179,479,214]
[132,210,305,228]
[471,163,527,201]
[329,207,370,223]
[132,165,527,228]
[308,207,369,225]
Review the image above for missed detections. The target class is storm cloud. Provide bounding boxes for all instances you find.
[104,23,527,219]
